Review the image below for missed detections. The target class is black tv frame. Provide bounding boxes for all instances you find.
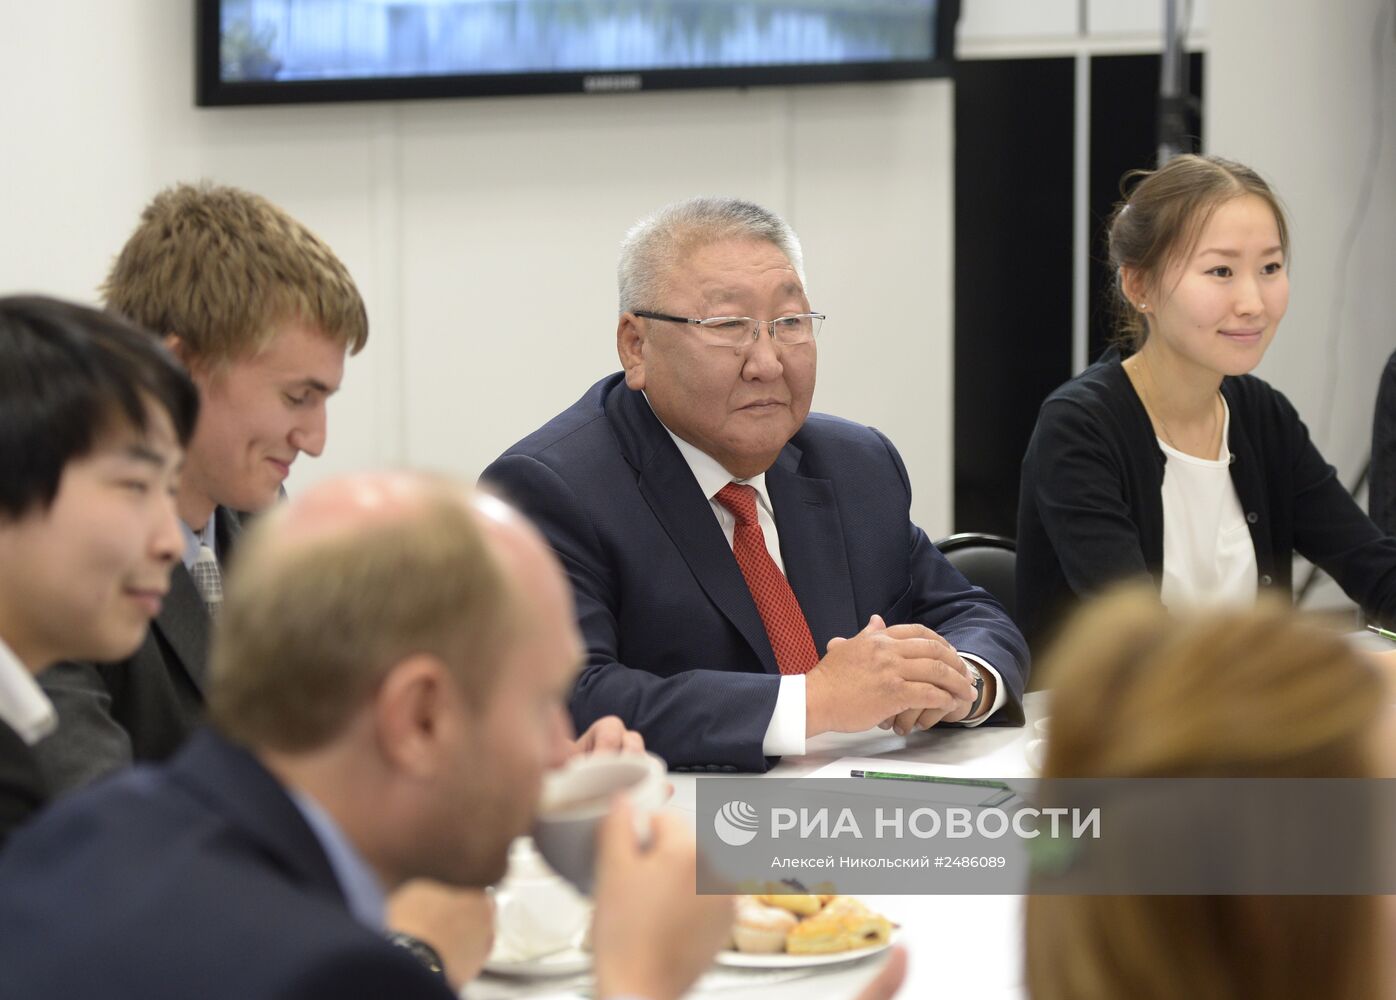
[195,0,959,107]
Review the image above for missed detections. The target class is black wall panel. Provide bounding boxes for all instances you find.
[953,57,1075,537]
[952,52,1205,537]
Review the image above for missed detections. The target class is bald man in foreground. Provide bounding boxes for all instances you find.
[0,474,737,999]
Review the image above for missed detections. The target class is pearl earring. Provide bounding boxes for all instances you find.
[1138,302,1148,311]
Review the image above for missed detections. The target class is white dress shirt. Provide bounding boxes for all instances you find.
[178,509,219,571]
[0,634,56,746]
[289,789,387,931]
[660,428,1006,758]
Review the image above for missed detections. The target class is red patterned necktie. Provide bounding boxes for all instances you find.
[714,483,819,675]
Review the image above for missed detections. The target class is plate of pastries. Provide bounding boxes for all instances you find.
[719,890,897,968]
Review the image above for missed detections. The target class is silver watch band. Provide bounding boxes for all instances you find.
[963,659,985,719]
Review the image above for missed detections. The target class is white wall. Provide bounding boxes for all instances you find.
[5,1,1388,539]
[0,1,955,532]
[1208,0,1396,488]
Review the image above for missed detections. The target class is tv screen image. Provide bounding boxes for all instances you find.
[198,0,956,106]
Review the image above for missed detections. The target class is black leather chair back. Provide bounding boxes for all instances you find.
[935,532,1017,623]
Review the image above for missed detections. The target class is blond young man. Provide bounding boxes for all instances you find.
[35,182,369,791]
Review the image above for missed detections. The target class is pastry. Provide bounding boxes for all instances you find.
[754,892,824,917]
[731,896,798,953]
[786,896,892,955]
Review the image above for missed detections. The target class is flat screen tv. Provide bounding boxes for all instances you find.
[196,0,958,106]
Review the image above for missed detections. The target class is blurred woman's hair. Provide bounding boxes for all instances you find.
[1025,586,1385,1000]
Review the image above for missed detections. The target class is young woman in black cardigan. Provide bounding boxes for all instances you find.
[1017,155,1396,653]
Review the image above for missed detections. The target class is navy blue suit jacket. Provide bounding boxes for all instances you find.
[0,729,452,999]
[483,374,1029,772]
[0,718,45,851]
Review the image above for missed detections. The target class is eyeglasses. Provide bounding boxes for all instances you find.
[633,310,825,348]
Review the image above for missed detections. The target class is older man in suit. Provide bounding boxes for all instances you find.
[485,198,1030,772]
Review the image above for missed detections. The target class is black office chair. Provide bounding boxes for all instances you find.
[935,532,1017,622]
[1299,350,1395,606]
[1371,348,1396,538]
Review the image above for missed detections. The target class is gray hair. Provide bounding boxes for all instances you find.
[617,197,806,313]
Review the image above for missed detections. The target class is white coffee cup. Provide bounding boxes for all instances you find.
[491,840,590,962]
[1025,738,1047,774]
[531,751,667,895]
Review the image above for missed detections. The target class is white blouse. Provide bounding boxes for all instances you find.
[1157,398,1259,610]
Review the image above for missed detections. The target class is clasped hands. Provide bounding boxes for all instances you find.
[805,614,983,738]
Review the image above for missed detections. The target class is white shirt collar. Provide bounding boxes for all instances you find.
[179,511,218,570]
[0,634,56,746]
[643,393,775,510]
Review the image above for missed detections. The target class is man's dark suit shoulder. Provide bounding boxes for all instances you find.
[0,718,45,851]
[0,731,452,999]
[792,412,907,467]
[505,378,614,462]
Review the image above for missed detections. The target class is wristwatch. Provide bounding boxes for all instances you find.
[962,658,984,719]
[387,932,446,979]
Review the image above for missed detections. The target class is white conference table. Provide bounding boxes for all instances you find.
[473,691,1048,1000]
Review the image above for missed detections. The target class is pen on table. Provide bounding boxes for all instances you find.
[849,769,1010,790]
[1365,624,1396,642]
